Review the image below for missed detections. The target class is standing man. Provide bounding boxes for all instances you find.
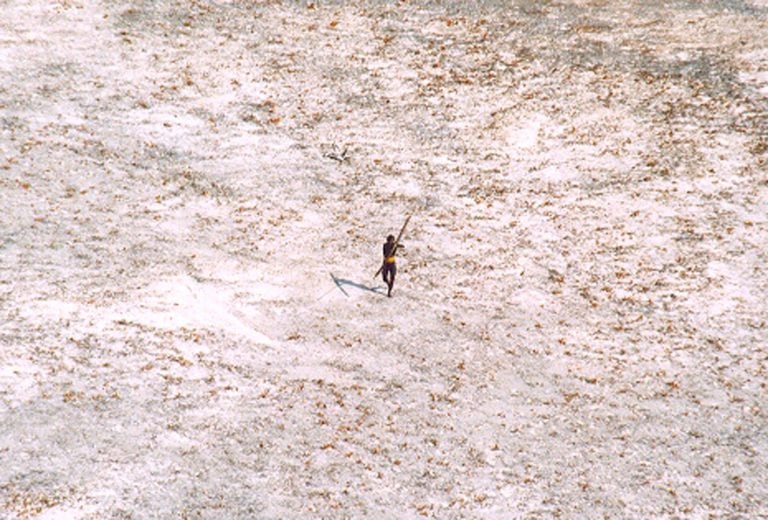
[382,234,404,297]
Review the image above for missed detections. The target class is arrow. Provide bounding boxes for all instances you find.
[374,214,411,279]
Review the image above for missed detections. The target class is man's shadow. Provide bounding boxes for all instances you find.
[331,273,387,297]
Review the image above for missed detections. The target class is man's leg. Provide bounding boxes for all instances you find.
[387,264,396,297]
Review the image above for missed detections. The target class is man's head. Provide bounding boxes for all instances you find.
[387,234,395,242]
